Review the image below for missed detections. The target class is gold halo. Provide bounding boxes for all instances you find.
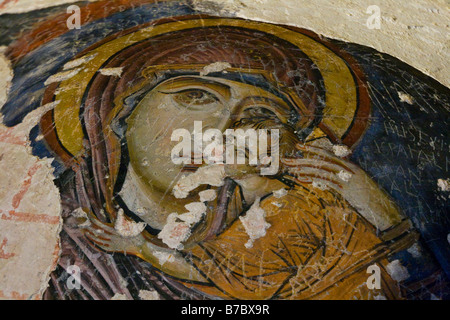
[48,18,362,157]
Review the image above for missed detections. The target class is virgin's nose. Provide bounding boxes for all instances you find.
[210,105,234,132]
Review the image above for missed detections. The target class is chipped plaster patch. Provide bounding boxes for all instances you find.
[71,207,87,219]
[110,293,128,300]
[312,180,328,190]
[386,259,410,282]
[173,165,226,199]
[63,53,97,70]
[71,207,91,228]
[239,197,271,249]
[157,199,209,250]
[199,189,217,202]
[272,188,287,198]
[332,145,351,158]
[407,243,422,258]
[271,201,282,208]
[139,289,160,300]
[337,170,352,182]
[437,178,449,192]
[14,101,60,137]
[99,67,123,77]
[199,62,232,76]
[153,251,176,266]
[158,213,192,250]
[178,202,207,226]
[0,47,13,109]
[44,68,82,86]
[398,91,415,105]
[114,208,146,238]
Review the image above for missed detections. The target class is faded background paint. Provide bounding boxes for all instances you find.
[0,47,61,300]
[1,0,448,86]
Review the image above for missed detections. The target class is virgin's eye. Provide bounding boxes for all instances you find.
[170,89,219,108]
[182,90,215,102]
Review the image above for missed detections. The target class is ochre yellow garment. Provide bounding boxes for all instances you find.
[180,184,405,300]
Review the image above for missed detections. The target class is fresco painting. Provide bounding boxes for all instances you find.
[0,0,449,300]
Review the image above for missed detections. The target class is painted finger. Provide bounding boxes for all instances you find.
[85,229,111,242]
[86,213,115,235]
[308,177,343,192]
[284,174,313,184]
[282,158,348,174]
[85,232,110,249]
[287,164,340,179]
[295,145,355,174]
[286,172,343,191]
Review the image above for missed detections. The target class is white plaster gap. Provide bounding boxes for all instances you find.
[63,53,97,70]
[272,188,287,198]
[173,164,226,199]
[0,47,13,109]
[139,289,161,300]
[157,200,209,249]
[437,178,449,192]
[271,201,282,208]
[44,68,82,86]
[337,170,352,182]
[157,213,192,250]
[407,243,422,258]
[239,197,271,249]
[14,100,61,137]
[200,62,232,76]
[312,180,328,190]
[110,293,128,300]
[114,208,146,238]
[71,207,91,228]
[199,189,217,202]
[178,202,207,225]
[386,259,410,282]
[398,91,415,105]
[99,67,124,77]
[332,144,351,158]
[153,251,176,266]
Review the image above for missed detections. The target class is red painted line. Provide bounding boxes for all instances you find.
[0,290,29,300]
[0,0,19,10]
[0,238,15,259]
[11,163,42,210]
[50,242,61,269]
[0,210,60,225]
[0,129,27,146]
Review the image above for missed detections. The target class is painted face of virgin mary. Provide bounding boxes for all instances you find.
[123,74,294,228]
